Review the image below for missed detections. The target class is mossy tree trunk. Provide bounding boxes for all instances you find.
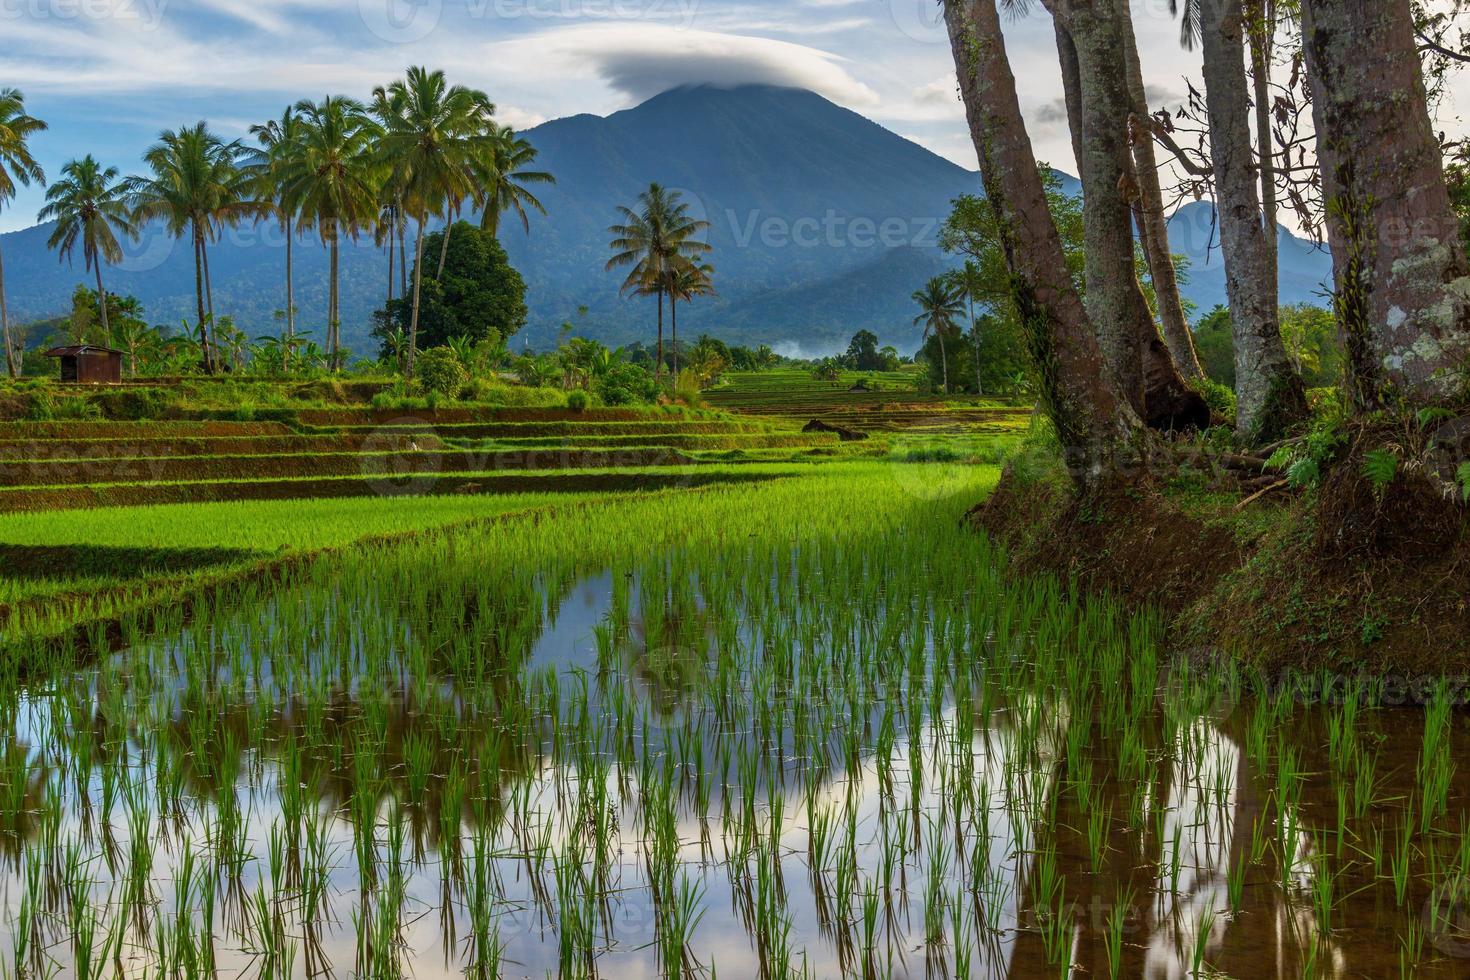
[1046,2,1208,431]
[1301,0,1470,409]
[944,0,1143,490]
[1199,0,1306,440]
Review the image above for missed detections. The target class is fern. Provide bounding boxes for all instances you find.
[1361,449,1399,492]
[1415,406,1456,429]
[1457,462,1470,502]
[1286,457,1320,489]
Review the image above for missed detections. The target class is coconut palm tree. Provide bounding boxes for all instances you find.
[667,261,715,378]
[281,95,380,369]
[126,123,255,373]
[245,107,307,338]
[912,276,963,395]
[38,156,136,340]
[0,89,46,377]
[373,67,487,377]
[607,183,711,382]
[472,125,554,239]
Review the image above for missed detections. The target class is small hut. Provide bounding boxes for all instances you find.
[44,345,124,384]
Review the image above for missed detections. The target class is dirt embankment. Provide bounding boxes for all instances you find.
[971,456,1470,676]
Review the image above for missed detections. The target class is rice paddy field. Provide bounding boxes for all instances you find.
[0,380,1466,978]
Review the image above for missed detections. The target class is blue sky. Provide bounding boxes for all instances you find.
[3,0,1467,232]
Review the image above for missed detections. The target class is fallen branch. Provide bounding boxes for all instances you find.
[1234,479,1289,511]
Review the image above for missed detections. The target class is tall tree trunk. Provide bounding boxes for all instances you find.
[671,296,679,378]
[1048,5,1209,430]
[93,260,110,342]
[481,199,500,238]
[1247,0,1280,304]
[937,327,950,393]
[0,244,15,378]
[969,292,983,396]
[0,245,14,379]
[193,223,213,375]
[386,225,395,310]
[436,216,452,280]
[1200,0,1306,439]
[1118,0,1204,380]
[944,0,1143,488]
[398,203,408,300]
[655,290,665,383]
[286,215,295,339]
[407,221,426,379]
[1301,0,1470,408]
[329,234,340,371]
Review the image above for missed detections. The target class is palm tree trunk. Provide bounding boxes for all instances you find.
[398,209,408,299]
[671,297,679,378]
[944,0,1143,488]
[1200,0,1305,438]
[656,290,665,383]
[329,234,340,370]
[94,259,111,342]
[436,215,452,280]
[0,244,15,378]
[286,215,295,339]
[203,239,215,324]
[407,220,426,379]
[937,327,949,394]
[1301,0,1470,408]
[193,223,212,374]
[969,293,983,396]
[387,226,395,309]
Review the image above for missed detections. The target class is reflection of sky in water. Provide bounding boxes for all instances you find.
[0,565,1453,979]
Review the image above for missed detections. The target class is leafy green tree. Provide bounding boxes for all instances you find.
[416,346,467,398]
[0,88,46,377]
[844,329,884,371]
[1193,305,1235,386]
[39,156,136,340]
[372,221,526,359]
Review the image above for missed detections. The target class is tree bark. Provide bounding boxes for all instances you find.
[969,292,984,396]
[1199,0,1306,439]
[671,296,679,378]
[944,0,1143,488]
[386,221,395,311]
[436,218,452,280]
[1,244,15,378]
[329,233,340,371]
[286,215,295,339]
[407,221,425,379]
[1246,0,1280,304]
[193,223,213,374]
[1047,4,1210,431]
[93,259,110,342]
[1301,0,1470,408]
[937,326,950,394]
[1118,0,1204,381]
[655,290,665,383]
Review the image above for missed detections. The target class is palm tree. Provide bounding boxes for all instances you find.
[667,261,715,379]
[0,89,46,377]
[126,123,254,373]
[281,96,380,369]
[38,156,135,339]
[947,260,986,395]
[472,125,554,239]
[606,183,711,382]
[374,67,486,377]
[912,276,963,395]
[245,108,306,338]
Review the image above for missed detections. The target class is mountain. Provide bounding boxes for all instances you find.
[1165,201,1333,315]
[1,85,1327,355]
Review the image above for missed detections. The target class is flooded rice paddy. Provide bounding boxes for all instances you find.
[0,467,1467,978]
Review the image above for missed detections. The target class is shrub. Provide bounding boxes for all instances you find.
[1197,377,1237,424]
[94,386,172,421]
[416,347,468,400]
[566,389,590,412]
[594,362,658,406]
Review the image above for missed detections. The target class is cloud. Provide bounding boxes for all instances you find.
[496,25,880,106]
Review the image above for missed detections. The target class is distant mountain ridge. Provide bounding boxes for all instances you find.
[1,85,1330,354]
